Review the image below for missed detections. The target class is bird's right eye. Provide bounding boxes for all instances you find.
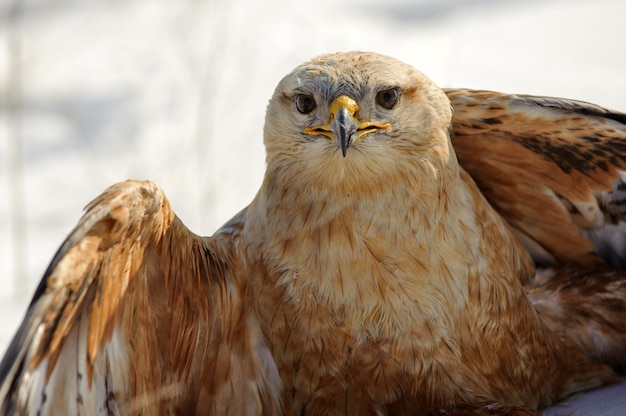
[295,94,317,114]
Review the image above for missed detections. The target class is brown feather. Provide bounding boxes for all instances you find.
[2,52,626,415]
[447,89,626,268]
[526,266,626,373]
[0,180,281,415]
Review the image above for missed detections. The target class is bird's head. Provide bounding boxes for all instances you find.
[263,51,457,196]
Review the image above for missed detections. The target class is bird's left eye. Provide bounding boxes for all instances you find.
[375,88,399,109]
[295,94,317,114]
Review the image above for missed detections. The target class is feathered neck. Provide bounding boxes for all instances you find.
[244,138,534,338]
[258,134,460,236]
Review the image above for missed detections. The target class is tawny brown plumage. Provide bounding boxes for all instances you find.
[1,51,626,415]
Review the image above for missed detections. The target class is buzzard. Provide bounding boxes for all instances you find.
[1,51,625,415]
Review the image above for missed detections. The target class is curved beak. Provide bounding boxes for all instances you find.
[304,95,391,157]
[333,104,359,157]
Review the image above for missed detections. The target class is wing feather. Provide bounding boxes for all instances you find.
[447,89,626,269]
[0,180,281,415]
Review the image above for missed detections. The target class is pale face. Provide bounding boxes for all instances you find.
[263,51,455,189]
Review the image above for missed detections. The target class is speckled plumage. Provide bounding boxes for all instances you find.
[1,51,625,415]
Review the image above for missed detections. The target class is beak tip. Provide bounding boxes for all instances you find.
[340,136,349,157]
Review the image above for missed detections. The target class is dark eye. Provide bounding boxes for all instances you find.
[375,88,399,109]
[295,94,317,114]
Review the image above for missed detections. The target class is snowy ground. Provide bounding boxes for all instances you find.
[1,0,625,414]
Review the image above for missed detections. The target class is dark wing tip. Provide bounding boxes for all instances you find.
[517,94,626,126]
[0,310,33,412]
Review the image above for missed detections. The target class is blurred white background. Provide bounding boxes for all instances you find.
[1,0,625,413]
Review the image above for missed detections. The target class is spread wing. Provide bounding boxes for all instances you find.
[446,89,626,269]
[0,180,281,415]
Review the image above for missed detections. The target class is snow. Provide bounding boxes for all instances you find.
[1,0,625,414]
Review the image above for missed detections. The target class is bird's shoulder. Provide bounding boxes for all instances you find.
[447,88,626,269]
[0,180,281,415]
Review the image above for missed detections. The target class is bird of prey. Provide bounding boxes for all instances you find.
[1,51,626,415]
